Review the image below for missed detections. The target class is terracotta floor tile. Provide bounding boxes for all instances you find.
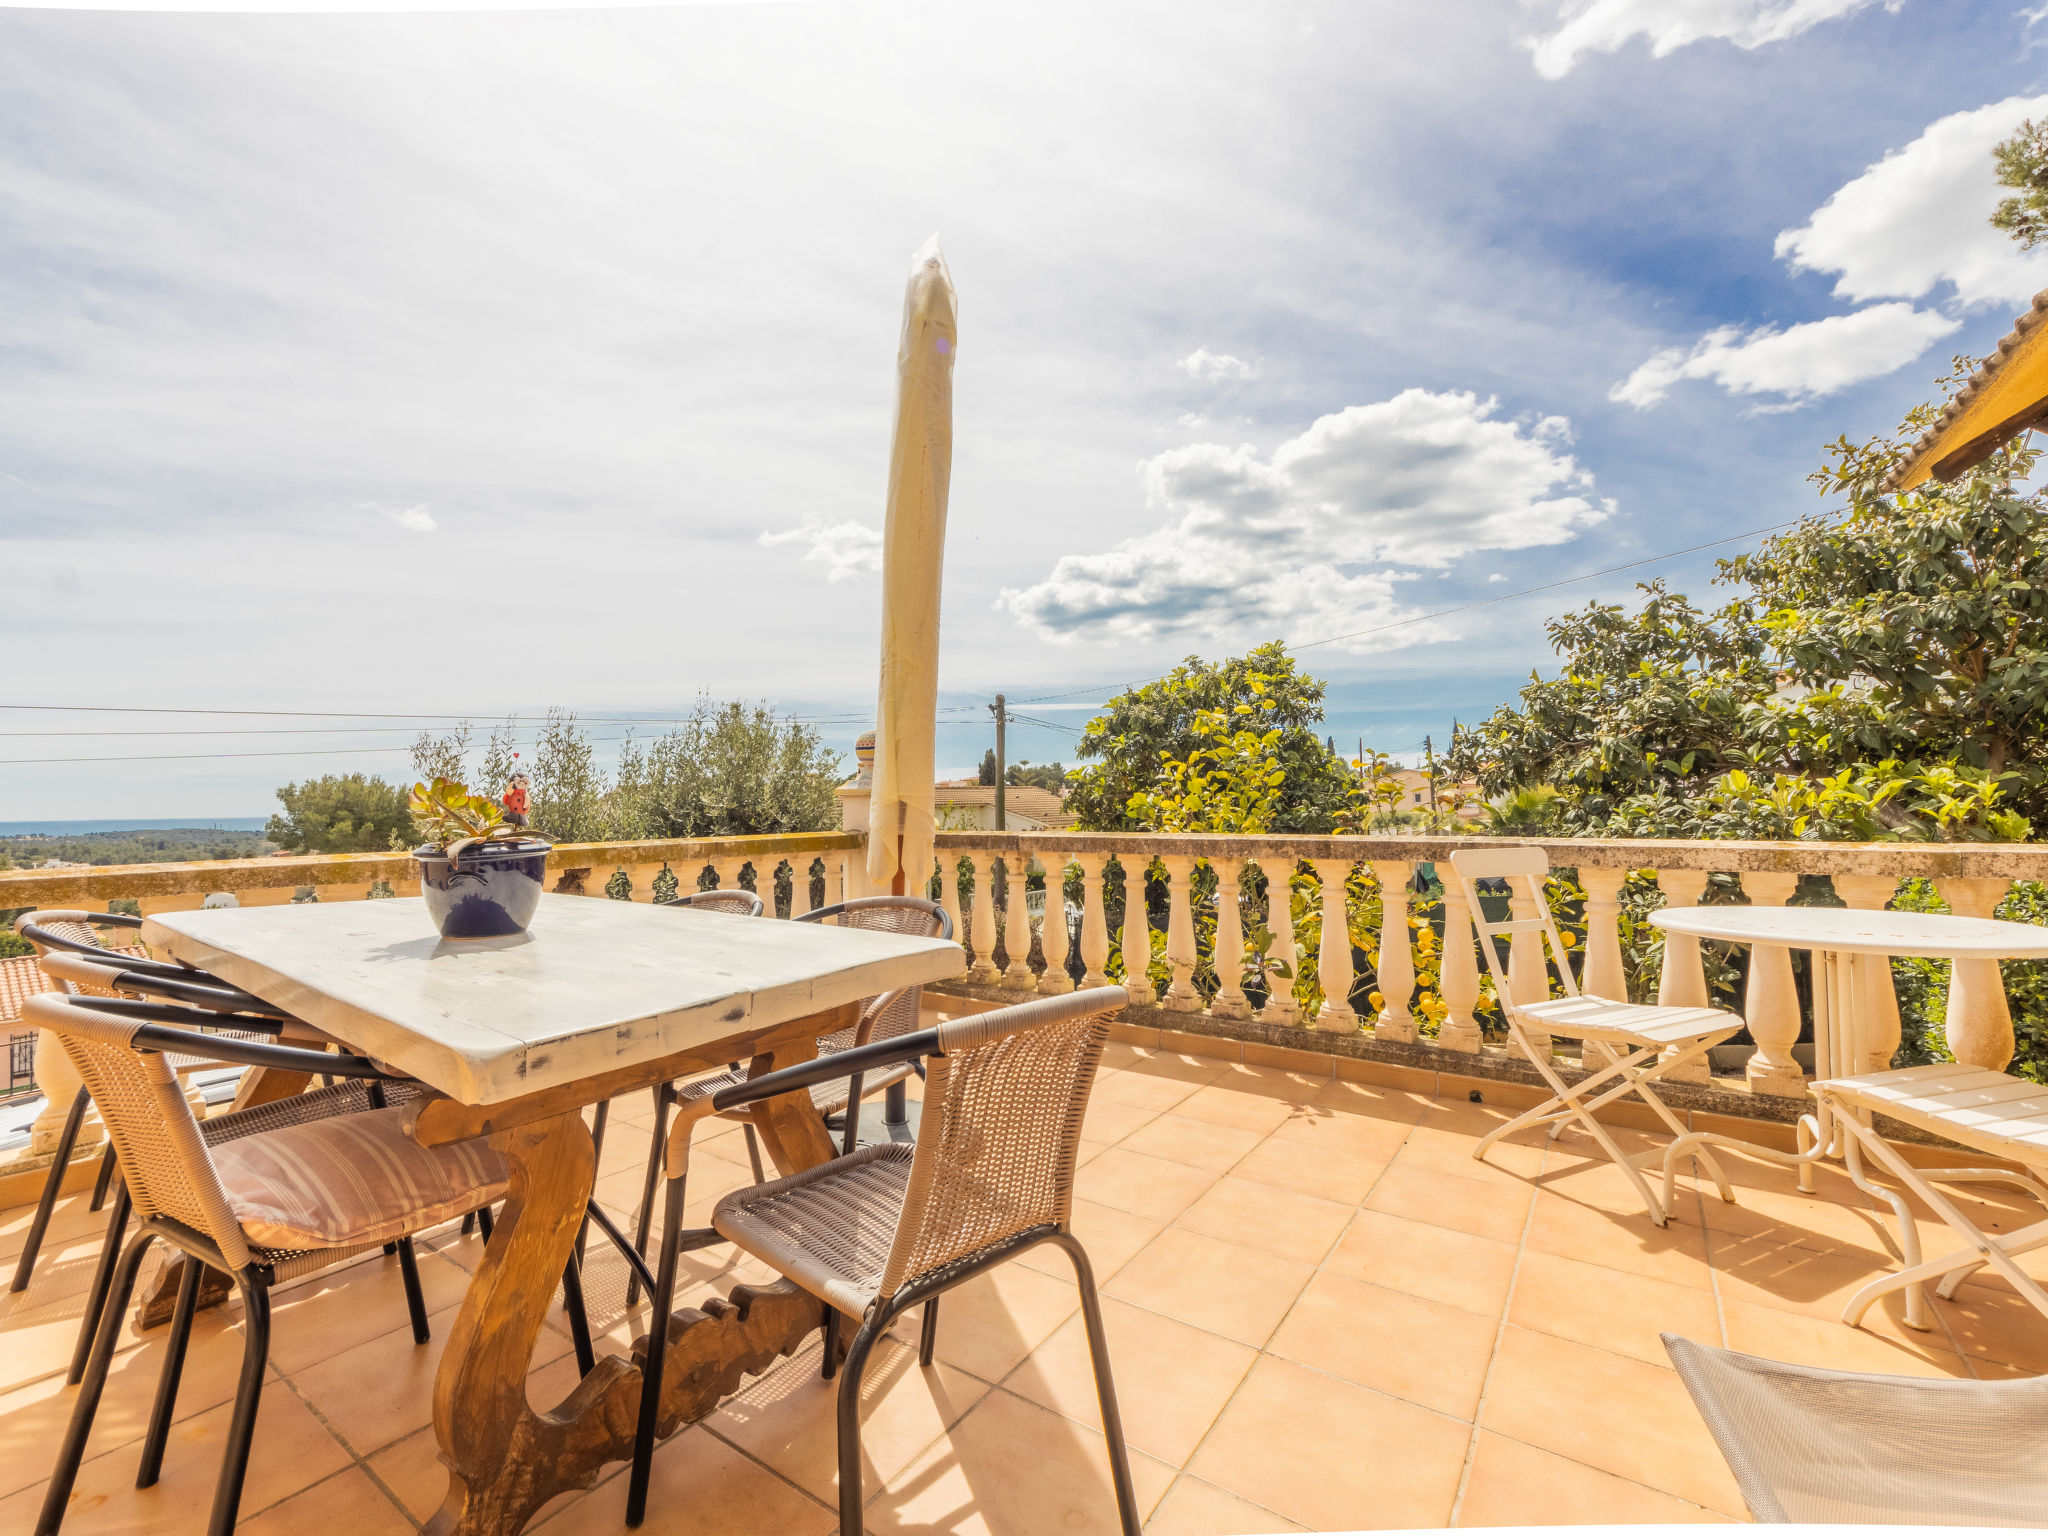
[1174,1176,1354,1266]
[1143,1475,1308,1534]
[1188,1356,1467,1531]
[1366,1163,1535,1245]
[292,1300,567,1457]
[1269,1103,1422,1160]
[1717,1297,1973,1378]
[1325,1210,1519,1319]
[265,1247,476,1373]
[1508,1249,1724,1366]
[1092,1071,1209,1116]
[1105,1228,1311,1348]
[1081,1098,1164,1145]
[1015,1201,1163,1285]
[1121,1053,1235,1085]
[1269,1271,1497,1420]
[708,1334,987,1503]
[238,1465,412,1536]
[1307,1078,1434,1125]
[1074,1148,1220,1223]
[1229,1136,1391,1207]
[925,1262,1080,1383]
[363,1423,451,1524]
[1399,1123,1548,1179]
[0,1307,255,1497]
[0,1188,113,1267]
[1001,1296,1255,1467]
[1525,1193,1714,1288]
[1477,1326,1745,1517]
[1164,1083,1301,1136]
[1204,1064,1331,1103]
[1120,1114,1266,1174]
[531,1426,835,1536]
[1455,1431,1734,1526]
[868,1386,1173,1534]
[1694,1179,1902,1257]
[10,1366,355,1536]
[1919,1281,2048,1372]
[1708,1235,1945,1348]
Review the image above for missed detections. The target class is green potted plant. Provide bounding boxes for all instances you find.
[409,776,552,938]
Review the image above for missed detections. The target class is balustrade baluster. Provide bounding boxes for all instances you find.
[1258,860,1299,1025]
[1309,858,1357,1031]
[1651,866,1713,1083]
[967,851,999,983]
[1741,871,1805,1096]
[1506,881,1553,1061]
[1209,858,1248,1019]
[1002,852,1038,990]
[1937,876,2017,1071]
[1577,866,1629,1069]
[1160,855,1201,1011]
[1437,876,1483,1052]
[1039,857,1075,994]
[794,858,820,917]
[1368,860,1416,1043]
[1121,857,1154,1003]
[935,852,963,949]
[1834,874,1904,1073]
[1079,857,1111,988]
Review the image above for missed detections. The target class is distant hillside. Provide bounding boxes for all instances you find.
[0,827,275,869]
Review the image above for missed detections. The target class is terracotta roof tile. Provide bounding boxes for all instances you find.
[1887,286,2048,490]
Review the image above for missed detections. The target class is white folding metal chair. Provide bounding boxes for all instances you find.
[1448,847,1745,1225]
[1811,1063,2048,1329]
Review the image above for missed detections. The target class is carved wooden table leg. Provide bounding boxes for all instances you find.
[426,1037,842,1536]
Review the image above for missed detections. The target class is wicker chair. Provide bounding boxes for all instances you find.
[24,990,516,1536]
[626,985,1139,1536]
[1664,1332,2048,1523]
[10,911,304,1299]
[623,895,952,1304]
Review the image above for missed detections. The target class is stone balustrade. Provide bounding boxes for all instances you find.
[930,831,2048,1094]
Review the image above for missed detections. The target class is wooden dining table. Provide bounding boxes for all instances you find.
[141,893,963,1536]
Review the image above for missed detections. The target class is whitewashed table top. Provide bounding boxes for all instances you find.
[1650,904,2048,960]
[142,895,963,1105]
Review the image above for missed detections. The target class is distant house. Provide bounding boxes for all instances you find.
[1386,768,1487,823]
[932,782,1077,831]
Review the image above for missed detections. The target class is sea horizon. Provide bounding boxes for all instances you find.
[0,817,270,838]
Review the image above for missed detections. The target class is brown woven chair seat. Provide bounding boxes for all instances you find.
[713,1143,913,1317]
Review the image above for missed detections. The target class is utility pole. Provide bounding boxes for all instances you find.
[989,694,1007,831]
[1424,733,1438,814]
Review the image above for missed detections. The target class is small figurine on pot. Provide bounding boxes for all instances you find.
[408,776,552,939]
[501,771,532,829]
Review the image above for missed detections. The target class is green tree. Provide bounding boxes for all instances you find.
[1993,118,2048,249]
[267,774,412,853]
[1449,386,2048,829]
[977,748,999,786]
[531,708,608,843]
[1005,760,1067,793]
[607,698,842,839]
[1067,643,1351,832]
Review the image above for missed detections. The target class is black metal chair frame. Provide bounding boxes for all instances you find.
[31,995,585,1536]
[11,917,297,1298]
[624,1019,1138,1536]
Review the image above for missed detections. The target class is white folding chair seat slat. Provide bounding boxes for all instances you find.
[1448,848,1744,1226]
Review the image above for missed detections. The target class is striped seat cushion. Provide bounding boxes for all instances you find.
[214,1106,508,1251]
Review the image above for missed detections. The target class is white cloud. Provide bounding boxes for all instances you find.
[1002,388,1609,653]
[1611,302,1959,409]
[1179,346,1258,382]
[382,503,436,532]
[1775,94,2048,310]
[1528,0,1892,80]
[758,518,883,582]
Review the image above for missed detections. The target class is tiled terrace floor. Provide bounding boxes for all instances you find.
[5,1041,2048,1534]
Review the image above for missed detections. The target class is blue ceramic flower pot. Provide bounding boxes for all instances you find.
[414,838,551,939]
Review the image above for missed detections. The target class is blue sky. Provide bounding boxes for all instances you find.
[2,0,2044,818]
